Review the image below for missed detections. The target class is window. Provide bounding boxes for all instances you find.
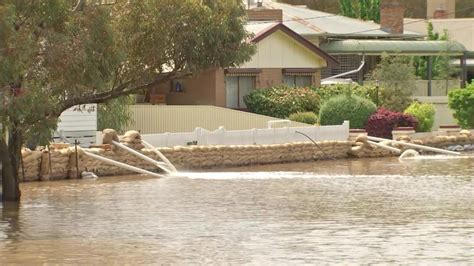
[282,69,315,88]
[283,75,312,88]
[225,76,256,109]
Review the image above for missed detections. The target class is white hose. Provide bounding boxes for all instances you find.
[112,141,174,174]
[399,149,420,162]
[142,140,178,173]
[83,149,166,178]
[367,140,401,154]
[367,136,460,156]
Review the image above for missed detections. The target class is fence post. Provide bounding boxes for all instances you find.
[165,132,170,147]
[74,139,80,179]
[96,131,103,145]
[252,128,257,145]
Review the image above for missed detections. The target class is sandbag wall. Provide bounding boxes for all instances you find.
[20,149,43,181]
[349,130,474,158]
[18,129,474,181]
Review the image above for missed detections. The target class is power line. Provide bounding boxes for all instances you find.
[247,3,474,37]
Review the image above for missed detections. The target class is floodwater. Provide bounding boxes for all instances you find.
[1,156,473,264]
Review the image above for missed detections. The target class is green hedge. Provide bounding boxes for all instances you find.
[244,86,320,118]
[289,112,318,125]
[448,83,474,129]
[404,102,435,132]
[319,94,377,129]
[313,84,382,105]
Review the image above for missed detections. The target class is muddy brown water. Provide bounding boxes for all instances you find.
[1,156,473,264]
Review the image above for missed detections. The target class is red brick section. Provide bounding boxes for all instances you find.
[257,69,283,88]
[246,9,283,22]
[380,0,405,34]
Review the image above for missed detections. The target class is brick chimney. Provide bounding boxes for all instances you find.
[380,0,405,34]
[246,8,283,22]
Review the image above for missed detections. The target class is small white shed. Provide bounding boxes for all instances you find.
[55,104,98,146]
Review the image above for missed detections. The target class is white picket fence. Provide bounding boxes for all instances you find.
[142,121,350,148]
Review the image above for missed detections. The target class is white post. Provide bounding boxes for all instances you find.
[112,141,174,174]
[252,128,257,145]
[367,136,460,156]
[96,131,103,145]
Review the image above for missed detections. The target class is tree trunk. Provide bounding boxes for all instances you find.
[1,129,21,202]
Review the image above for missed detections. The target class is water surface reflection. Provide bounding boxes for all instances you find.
[1,156,473,264]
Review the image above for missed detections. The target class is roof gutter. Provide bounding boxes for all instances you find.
[321,56,365,82]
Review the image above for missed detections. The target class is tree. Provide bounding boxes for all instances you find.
[97,96,134,134]
[413,22,460,93]
[368,54,417,112]
[0,0,255,202]
[339,0,380,23]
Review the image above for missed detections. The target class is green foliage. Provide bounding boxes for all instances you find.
[314,84,382,106]
[339,0,380,22]
[404,102,435,132]
[368,54,416,112]
[98,96,134,133]
[289,112,318,125]
[244,86,321,119]
[448,83,474,129]
[319,94,377,129]
[413,22,460,81]
[0,0,255,199]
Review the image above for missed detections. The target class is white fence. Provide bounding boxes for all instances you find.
[142,121,350,148]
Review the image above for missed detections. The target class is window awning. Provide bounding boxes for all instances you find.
[282,68,316,76]
[225,68,261,76]
[320,40,467,56]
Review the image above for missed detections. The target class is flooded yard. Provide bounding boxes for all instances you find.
[1,156,473,264]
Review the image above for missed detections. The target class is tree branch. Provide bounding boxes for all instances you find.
[58,71,186,115]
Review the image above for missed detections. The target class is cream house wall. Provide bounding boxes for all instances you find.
[405,18,474,51]
[240,30,327,69]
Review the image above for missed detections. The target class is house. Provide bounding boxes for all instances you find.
[148,15,337,109]
[260,0,468,94]
[405,0,474,83]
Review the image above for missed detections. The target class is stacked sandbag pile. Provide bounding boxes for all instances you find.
[21,148,43,181]
[40,144,73,181]
[148,141,352,170]
[70,129,160,177]
[349,134,396,158]
[421,130,474,148]
[119,130,145,150]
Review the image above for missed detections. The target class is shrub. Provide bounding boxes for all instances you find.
[244,86,320,118]
[379,87,414,112]
[448,83,474,129]
[289,112,318,125]
[404,102,435,132]
[314,84,382,105]
[319,94,377,129]
[366,108,418,139]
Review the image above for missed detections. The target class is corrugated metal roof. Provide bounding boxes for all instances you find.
[253,1,423,38]
[320,40,467,55]
[245,23,278,35]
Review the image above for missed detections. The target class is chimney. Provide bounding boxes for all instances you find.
[433,8,448,19]
[380,0,405,34]
[246,8,283,22]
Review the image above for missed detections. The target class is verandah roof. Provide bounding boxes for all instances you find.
[320,40,467,56]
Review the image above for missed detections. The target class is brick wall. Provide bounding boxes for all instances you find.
[380,0,405,34]
[246,9,283,22]
[257,68,282,88]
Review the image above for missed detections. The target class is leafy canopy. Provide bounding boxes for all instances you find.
[368,54,416,112]
[0,0,254,144]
